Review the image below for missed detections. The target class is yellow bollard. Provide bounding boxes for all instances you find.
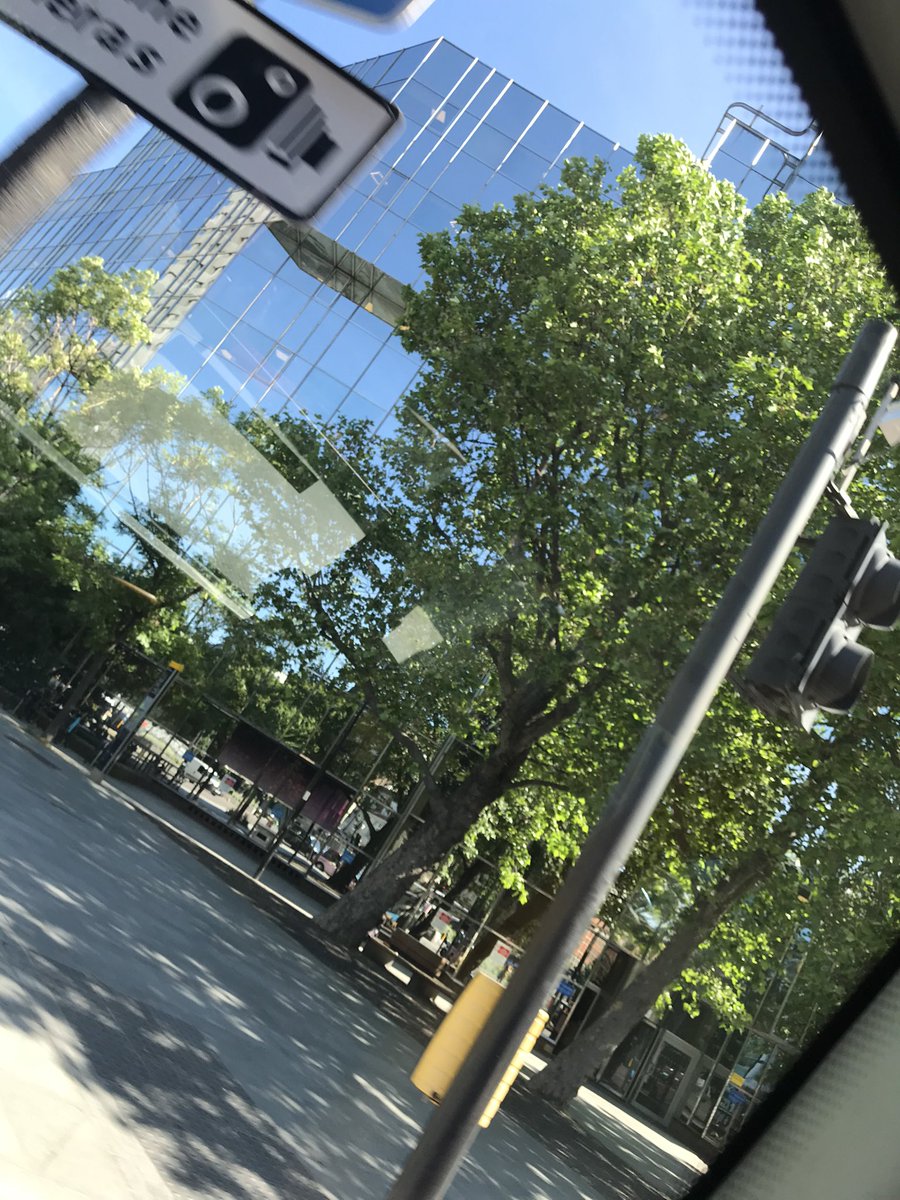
[411,972,549,1128]
[476,1006,549,1128]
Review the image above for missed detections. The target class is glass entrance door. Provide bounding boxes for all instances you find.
[632,1033,701,1125]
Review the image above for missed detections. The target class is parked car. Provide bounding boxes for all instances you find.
[212,772,238,798]
[312,845,356,879]
[179,754,221,792]
[312,848,341,878]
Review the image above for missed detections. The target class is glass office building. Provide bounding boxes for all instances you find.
[0,37,634,405]
[0,32,847,678]
[0,130,270,355]
[0,30,847,746]
[702,100,846,205]
[0,36,642,618]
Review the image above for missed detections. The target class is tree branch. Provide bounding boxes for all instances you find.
[299,573,431,779]
[510,777,584,795]
[479,621,517,699]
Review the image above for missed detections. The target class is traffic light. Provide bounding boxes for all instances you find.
[743,515,900,730]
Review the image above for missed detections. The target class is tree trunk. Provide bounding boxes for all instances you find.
[528,847,774,1105]
[442,856,486,909]
[313,749,528,947]
[314,816,459,946]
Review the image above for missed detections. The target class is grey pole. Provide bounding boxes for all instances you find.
[0,83,132,252]
[385,318,897,1200]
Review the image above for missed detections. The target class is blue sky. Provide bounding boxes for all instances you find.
[0,0,802,166]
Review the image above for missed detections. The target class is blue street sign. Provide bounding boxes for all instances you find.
[303,0,437,25]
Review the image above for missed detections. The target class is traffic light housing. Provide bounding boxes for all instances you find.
[743,515,900,730]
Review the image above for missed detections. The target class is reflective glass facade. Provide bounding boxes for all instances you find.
[0,36,645,671]
[136,36,634,442]
[702,101,847,206]
[0,36,846,626]
[333,38,632,287]
[0,37,636,445]
[0,41,842,452]
[0,34,847,744]
[0,129,270,353]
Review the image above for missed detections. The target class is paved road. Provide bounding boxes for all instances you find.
[0,712,701,1200]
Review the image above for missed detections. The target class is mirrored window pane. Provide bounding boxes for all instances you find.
[366,50,400,88]
[415,40,476,96]
[244,276,308,342]
[443,60,491,109]
[389,80,445,129]
[433,153,494,208]
[243,229,290,273]
[724,124,768,165]
[485,86,543,140]
[413,142,457,190]
[181,299,235,354]
[409,193,459,234]
[380,44,433,88]
[740,171,772,206]
[500,143,552,188]
[443,109,481,149]
[466,125,514,168]
[376,234,424,283]
[291,367,349,425]
[204,256,271,319]
[355,345,420,407]
[466,73,511,118]
[479,174,523,210]
[525,105,579,161]
[563,127,617,166]
[317,325,383,388]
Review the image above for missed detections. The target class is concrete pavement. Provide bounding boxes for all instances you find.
[0,711,703,1200]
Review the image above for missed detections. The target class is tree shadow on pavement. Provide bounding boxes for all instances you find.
[502,1083,701,1200]
[0,715,702,1200]
[0,937,334,1200]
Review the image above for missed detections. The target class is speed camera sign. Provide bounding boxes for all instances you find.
[0,0,399,220]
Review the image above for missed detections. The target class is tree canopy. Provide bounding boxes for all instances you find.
[308,134,897,959]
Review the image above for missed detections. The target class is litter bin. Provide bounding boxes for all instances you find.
[411,971,548,1128]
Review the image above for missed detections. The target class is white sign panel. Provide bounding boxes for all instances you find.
[0,0,399,219]
[479,940,515,983]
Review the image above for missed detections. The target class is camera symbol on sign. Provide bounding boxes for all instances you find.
[173,37,338,171]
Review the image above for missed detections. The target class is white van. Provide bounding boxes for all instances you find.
[180,754,221,793]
